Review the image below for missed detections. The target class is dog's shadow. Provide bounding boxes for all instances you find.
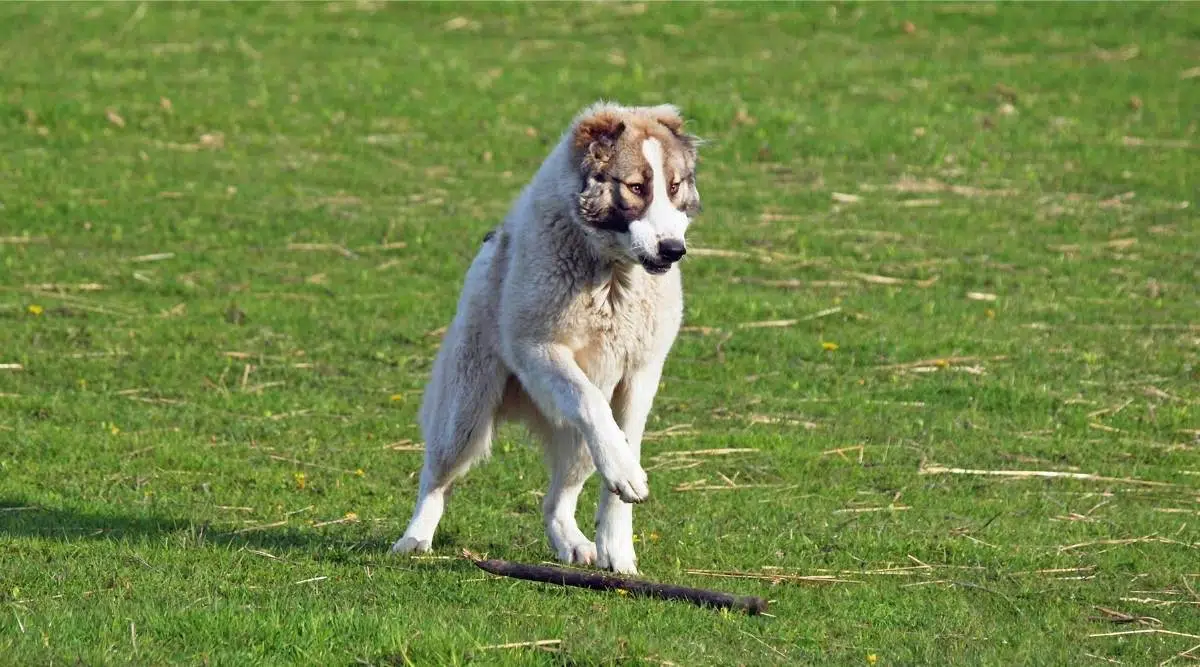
[0,497,502,563]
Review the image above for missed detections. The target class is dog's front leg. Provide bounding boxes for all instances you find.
[509,343,649,504]
[596,364,662,574]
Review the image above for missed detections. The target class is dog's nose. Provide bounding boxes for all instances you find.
[657,239,687,263]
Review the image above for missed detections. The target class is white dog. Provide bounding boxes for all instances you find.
[392,101,701,574]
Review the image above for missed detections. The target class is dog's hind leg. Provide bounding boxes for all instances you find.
[392,336,507,555]
[391,464,452,554]
[542,425,598,565]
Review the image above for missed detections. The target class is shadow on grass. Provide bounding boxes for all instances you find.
[0,497,515,563]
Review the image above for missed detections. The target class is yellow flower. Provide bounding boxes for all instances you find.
[821,341,839,352]
[986,308,996,319]
[867,654,878,665]
[109,424,120,435]
[27,304,44,316]
[355,468,365,477]
[344,512,359,522]
[390,394,405,402]
[294,472,306,490]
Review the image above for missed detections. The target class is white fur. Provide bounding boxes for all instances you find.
[391,105,691,574]
[641,137,690,243]
[627,139,690,261]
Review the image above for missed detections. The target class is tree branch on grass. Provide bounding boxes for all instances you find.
[464,550,768,615]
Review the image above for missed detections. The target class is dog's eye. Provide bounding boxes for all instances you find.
[626,182,645,196]
[668,181,680,196]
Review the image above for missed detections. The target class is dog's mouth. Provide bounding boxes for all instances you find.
[639,257,674,275]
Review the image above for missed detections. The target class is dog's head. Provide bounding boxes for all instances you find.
[571,103,701,275]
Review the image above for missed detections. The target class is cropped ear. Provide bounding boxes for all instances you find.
[573,109,626,151]
[645,104,685,134]
[647,103,703,153]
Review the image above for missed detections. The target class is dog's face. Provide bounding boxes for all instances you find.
[573,105,701,274]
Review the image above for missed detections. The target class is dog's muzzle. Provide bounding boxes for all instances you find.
[640,239,686,275]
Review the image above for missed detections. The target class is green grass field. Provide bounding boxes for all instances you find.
[2,2,1198,665]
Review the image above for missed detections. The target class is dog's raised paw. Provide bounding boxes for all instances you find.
[606,470,650,504]
[390,536,432,554]
[595,452,650,503]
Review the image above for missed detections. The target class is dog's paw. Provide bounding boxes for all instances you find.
[606,469,649,504]
[546,516,597,566]
[596,455,650,503]
[556,540,598,566]
[597,543,638,575]
[390,536,432,555]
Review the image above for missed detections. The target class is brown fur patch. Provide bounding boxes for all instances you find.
[573,110,626,151]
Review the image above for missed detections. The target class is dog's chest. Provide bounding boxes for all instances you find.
[564,276,660,382]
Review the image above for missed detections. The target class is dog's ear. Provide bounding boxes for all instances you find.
[646,104,685,134]
[574,110,626,152]
[575,109,625,176]
[647,104,702,154]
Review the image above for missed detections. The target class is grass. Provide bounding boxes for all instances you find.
[1,2,1197,664]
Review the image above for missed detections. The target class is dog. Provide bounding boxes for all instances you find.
[391,101,701,574]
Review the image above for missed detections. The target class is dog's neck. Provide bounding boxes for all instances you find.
[588,259,639,312]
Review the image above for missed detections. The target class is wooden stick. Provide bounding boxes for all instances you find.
[466,552,768,615]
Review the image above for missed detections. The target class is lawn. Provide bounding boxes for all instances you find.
[1,2,1198,665]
